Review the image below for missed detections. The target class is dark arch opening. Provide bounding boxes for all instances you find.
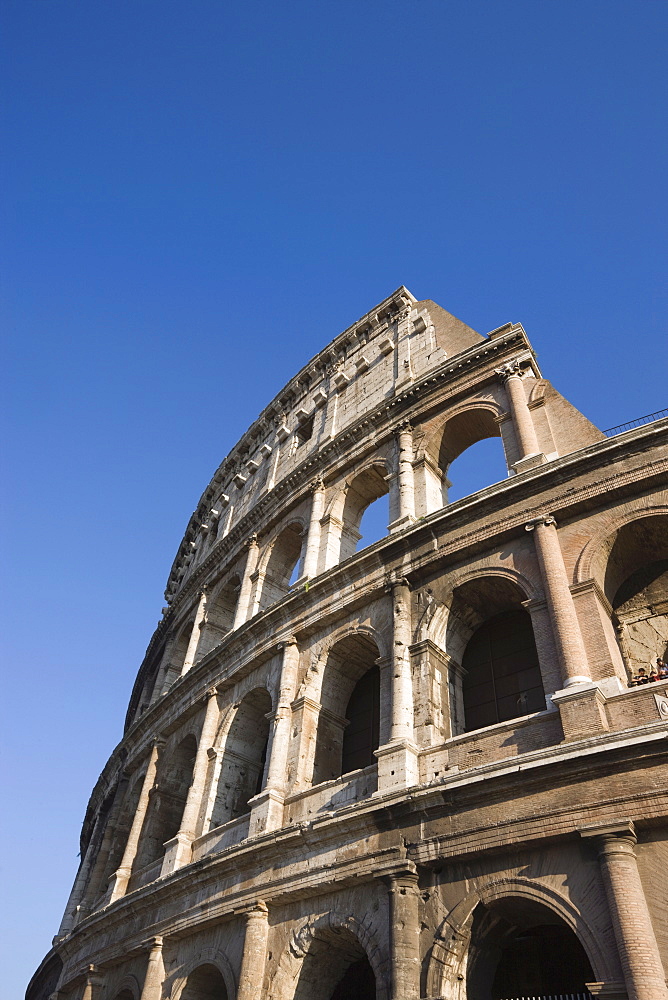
[134,734,197,870]
[313,633,381,785]
[293,931,376,1000]
[341,664,380,775]
[614,559,668,682]
[210,688,272,828]
[466,898,594,1000]
[462,609,545,732]
[180,963,228,1000]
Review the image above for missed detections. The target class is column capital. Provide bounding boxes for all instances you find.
[308,475,325,494]
[525,514,557,531]
[244,899,269,919]
[277,636,298,651]
[495,358,525,382]
[204,686,220,701]
[385,574,411,594]
[244,532,258,549]
[144,935,164,951]
[395,418,413,434]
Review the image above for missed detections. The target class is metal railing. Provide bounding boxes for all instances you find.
[496,993,593,1000]
[603,408,668,437]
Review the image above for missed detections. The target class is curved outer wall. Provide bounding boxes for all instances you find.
[29,287,668,1000]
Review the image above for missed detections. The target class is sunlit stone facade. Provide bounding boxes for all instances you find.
[29,288,668,1000]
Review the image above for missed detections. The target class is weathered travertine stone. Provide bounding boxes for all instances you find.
[28,289,668,1000]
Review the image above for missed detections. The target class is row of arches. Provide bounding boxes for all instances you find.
[103,894,598,1000]
[122,523,668,882]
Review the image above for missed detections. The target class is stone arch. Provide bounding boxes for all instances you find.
[575,508,668,681]
[426,877,611,1000]
[110,975,141,1000]
[269,910,389,1000]
[575,504,668,587]
[160,617,197,690]
[419,399,509,509]
[311,631,383,785]
[134,733,198,871]
[209,686,273,828]
[199,574,242,654]
[170,947,236,1000]
[324,462,390,566]
[425,566,540,648]
[442,573,547,735]
[258,519,307,610]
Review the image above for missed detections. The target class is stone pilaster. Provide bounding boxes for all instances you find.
[386,869,420,1000]
[237,901,269,1000]
[249,639,299,834]
[376,578,419,792]
[302,478,325,579]
[526,515,591,688]
[80,966,103,1000]
[389,421,416,531]
[181,588,208,676]
[139,937,165,1000]
[233,534,259,629]
[162,688,220,874]
[581,822,668,1000]
[108,739,163,902]
[497,359,545,472]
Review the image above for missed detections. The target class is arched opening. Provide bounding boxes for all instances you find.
[445,577,547,735]
[467,898,594,999]
[592,516,668,684]
[313,633,381,785]
[615,561,668,682]
[293,929,376,1000]
[160,620,195,691]
[134,734,197,870]
[446,436,509,503]
[112,991,135,1000]
[259,522,304,609]
[199,575,241,655]
[341,665,380,775]
[339,465,389,562]
[25,954,63,1000]
[462,610,546,732]
[357,492,390,551]
[210,688,272,828]
[438,408,507,504]
[180,963,228,1000]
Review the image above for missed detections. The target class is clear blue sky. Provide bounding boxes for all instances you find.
[2,1,667,995]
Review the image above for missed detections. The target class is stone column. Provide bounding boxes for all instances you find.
[237,901,269,1000]
[162,688,220,874]
[250,639,299,834]
[376,579,419,791]
[181,589,208,676]
[525,515,591,688]
[233,534,260,629]
[497,360,543,468]
[389,421,416,531]
[80,966,103,1000]
[139,937,165,1000]
[386,869,421,1000]
[581,823,668,1000]
[109,739,163,902]
[77,775,129,915]
[302,478,325,579]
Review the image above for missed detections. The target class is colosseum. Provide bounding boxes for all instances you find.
[29,288,668,1000]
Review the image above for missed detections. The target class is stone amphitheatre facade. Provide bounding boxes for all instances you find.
[29,288,668,1000]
